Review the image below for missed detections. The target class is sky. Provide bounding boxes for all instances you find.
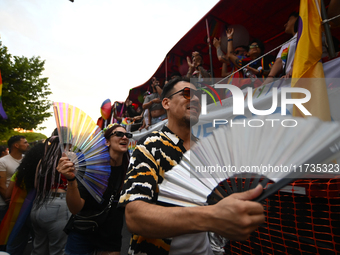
[0,0,219,136]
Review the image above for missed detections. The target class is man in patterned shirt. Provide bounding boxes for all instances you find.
[119,76,265,255]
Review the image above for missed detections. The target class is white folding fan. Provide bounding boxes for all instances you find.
[158,115,340,207]
[53,102,111,203]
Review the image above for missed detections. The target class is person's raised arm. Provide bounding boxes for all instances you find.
[153,81,163,96]
[213,37,229,63]
[57,153,85,215]
[186,56,195,78]
[226,28,241,68]
[125,184,265,240]
[191,51,211,78]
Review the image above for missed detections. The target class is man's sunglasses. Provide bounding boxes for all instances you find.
[109,131,133,139]
[249,45,259,49]
[166,87,201,100]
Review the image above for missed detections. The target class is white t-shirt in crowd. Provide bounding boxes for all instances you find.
[0,154,22,205]
[276,33,297,75]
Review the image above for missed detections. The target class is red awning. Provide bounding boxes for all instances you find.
[127,0,337,104]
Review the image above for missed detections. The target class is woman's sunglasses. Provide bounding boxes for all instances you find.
[166,87,201,100]
[109,131,133,139]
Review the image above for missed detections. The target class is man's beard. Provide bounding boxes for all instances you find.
[182,115,199,128]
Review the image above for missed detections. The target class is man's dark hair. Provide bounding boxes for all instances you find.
[289,11,299,18]
[8,135,26,150]
[169,71,182,79]
[250,39,265,55]
[289,11,299,33]
[161,76,191,100]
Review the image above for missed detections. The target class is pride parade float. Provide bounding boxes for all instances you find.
[97,1,340,254]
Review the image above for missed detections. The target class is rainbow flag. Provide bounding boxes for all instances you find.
[280,47,289,64]
[291,0,331,121]
[0,185,27,245]
[0,70,8,119]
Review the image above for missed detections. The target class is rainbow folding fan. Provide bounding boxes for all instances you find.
[53,102,110,203]
[158,115,340,206]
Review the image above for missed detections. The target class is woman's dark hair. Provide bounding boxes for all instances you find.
[250,38,265,55]
[34,135,62,208]
[288,12,300,33]
[161,76,191,100]
[16,143,45,191]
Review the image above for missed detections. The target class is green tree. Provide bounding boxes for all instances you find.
[0,131,47,146]
[0,40,52,134]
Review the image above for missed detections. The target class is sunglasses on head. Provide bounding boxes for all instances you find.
[166,87,201,100]
[249,45,259,49]
[109,131,133,139]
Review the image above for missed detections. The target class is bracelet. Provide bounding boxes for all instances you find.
[228,38,233,41]
[67,176,76,182]
[267,75,274,78]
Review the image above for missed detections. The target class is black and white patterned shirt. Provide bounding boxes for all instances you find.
[118,125,187,255]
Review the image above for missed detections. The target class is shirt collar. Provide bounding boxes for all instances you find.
[161,126,198,150]
[161,125,182,145]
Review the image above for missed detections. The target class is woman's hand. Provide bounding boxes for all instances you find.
[57,152,75,180]
[213,37,221,49]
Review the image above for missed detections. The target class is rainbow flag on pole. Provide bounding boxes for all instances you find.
[0,70,8,119]
[291,0,331,121]
[0,186,27,245]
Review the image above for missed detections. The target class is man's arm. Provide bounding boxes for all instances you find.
[125,185,265,241]
[142,98,161,110]
[154,83,163,97]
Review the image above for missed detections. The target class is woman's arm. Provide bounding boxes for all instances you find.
[226,28,241,68]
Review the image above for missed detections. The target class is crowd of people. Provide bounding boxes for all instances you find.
[0,77,265,255]
[0,7,339,255]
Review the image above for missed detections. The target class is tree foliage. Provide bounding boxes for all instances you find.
[0,130,47,146]
[0,41,52,133]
